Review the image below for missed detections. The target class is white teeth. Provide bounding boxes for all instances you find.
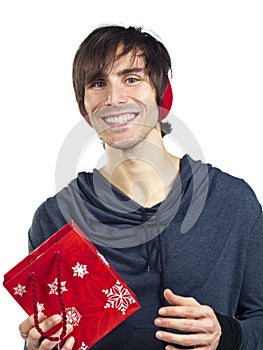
[104,113,135,125]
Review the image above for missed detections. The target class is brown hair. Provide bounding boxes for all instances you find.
[72,25,172,117]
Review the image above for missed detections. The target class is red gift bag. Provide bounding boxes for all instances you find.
[3,221,140,349]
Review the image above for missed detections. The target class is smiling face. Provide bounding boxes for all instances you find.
[83,50,159,150]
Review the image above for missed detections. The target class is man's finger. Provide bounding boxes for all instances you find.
[62,336,75,349]
[163,288,200,306]
[39,323,74,350]
[19,313,46,336]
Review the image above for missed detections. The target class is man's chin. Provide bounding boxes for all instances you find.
[106,137,144,151]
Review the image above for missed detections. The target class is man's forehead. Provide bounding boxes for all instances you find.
[106,48,146,73]
[85,46,147,83]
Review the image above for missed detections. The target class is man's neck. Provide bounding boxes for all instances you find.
[99,128,180,207]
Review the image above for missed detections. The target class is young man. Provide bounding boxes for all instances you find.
[19,25,263,350]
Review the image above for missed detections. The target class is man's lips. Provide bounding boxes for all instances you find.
[102,113,138,126]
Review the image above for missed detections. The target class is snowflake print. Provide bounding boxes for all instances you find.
[13,284,27,297]
[102,280,136,315]
[37,302,45,312]
[72,262,89,278]
[64,307,82,326]
[77,342,89,350]
[48,278,68,295]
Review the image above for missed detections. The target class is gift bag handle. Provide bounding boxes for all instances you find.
[30,251,67,342]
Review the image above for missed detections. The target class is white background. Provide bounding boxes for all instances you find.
[1,0,262,348]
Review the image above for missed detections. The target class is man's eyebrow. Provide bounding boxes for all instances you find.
[117,67,145,76]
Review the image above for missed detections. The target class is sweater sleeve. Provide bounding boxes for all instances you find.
[235,211,263,349]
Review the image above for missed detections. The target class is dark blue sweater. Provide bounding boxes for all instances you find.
[27,155,263,349]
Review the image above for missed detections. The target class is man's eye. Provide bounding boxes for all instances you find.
[92,81,105,88]
[126,77,138,84]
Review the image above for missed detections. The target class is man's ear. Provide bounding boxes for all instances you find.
[158,78,173,122]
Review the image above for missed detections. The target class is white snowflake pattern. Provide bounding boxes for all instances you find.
[72,262,89,278]
[48,278,68,295]
[13,284,27,297]
[77,342,89,350]
[64,307,82,326]
[97,252,110,266]
[102,280,136,315]
[37,302,45,312]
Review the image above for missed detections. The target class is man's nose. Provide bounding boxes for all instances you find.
[104,84,128,106]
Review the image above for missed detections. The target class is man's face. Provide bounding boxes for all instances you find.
[83,49,159,150]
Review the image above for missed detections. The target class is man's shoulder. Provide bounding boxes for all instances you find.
[207,161,254,195]
[184,155,260,208]
[29,172,93,248]
[32,172,92,226]
[203,159,262,216]
[53,171,93,197]
[184,154,253,194]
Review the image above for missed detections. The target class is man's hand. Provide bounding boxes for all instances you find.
[19,313,75,350]
[154,289,221,349]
